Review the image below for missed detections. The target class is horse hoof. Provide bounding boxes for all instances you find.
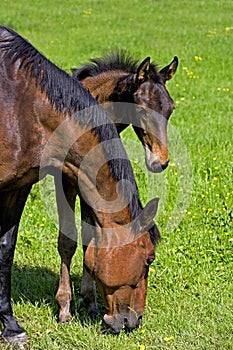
[2,332,28,349]
[58,313,72,323]
[88,307,100,319]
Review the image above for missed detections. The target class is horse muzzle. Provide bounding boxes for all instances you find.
[146,158,169,173]
[145,145,169,173]
[103,313,142,333]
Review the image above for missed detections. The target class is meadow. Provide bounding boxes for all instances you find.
[0,0,232,349]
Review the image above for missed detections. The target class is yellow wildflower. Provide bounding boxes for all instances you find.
[164,336,174,342]
[194,55,202,62]
[149,267,155,275]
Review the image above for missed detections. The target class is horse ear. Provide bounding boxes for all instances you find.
[159,56,178,82]
[71,67,91,81]
[136,57,151,83]
[138,198,159,233]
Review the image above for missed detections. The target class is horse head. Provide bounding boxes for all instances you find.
[72,54,178,173]
[83,198,160,333]
[131,56,178,172]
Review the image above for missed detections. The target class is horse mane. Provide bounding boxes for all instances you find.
[72,50,160,82]
[0,26,98,116]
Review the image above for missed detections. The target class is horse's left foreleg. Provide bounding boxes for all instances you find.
[54,176,77,323]
[0,187,31,343]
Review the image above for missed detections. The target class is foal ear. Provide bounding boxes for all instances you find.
[139,198,159,233]
[71,67,91,81]
[136,57,151,83]
[159,56,178,82]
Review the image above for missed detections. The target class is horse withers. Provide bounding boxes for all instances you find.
[0,26,160,343]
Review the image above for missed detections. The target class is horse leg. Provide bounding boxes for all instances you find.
[81,265,99,317]
[80,199,99,317]
[55,176,77,323]
[0,187,31,342]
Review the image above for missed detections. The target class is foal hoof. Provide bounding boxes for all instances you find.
[58,312,72,323]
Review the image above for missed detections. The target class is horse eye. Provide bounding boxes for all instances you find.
[146,258,154,265]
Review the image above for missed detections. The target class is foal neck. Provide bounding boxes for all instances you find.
[81,70,128,104]
[81,71,134,128]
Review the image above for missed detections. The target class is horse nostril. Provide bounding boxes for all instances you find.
[138,315,143,325]
[161,159,170,170]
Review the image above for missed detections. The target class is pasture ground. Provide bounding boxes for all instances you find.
[0,1,232,349]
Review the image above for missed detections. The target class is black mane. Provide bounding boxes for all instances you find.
[0,27,159,244]
[73,50,160,82]
[0,26,98,116]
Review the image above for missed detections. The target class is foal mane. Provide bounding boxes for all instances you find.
[0,27,160,244]
[73,50,160,82]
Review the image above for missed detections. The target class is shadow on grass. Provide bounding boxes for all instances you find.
[11,264,106,326]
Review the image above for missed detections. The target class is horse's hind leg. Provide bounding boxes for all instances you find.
[0,187,31,343]
[55,177,77,323]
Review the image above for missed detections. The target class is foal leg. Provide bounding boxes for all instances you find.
[80,199,99,317]
[0,187,31,342]
[55,177,77,323]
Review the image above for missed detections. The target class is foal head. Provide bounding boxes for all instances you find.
[132,56,178,172]
[72,52,178,172]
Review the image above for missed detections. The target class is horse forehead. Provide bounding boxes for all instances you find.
[138,80,169,98]
[136,80,174,113]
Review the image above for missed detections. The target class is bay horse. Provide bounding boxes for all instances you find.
[0,26,160,343]
[54,52,178,326]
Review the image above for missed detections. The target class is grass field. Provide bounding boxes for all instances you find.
[0,0,232,349]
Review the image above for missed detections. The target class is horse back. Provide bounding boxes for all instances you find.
[0,52,47,189]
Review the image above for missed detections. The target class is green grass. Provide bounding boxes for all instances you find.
[0,0,232,349]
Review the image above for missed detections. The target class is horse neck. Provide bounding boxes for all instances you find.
[78,141,132,225]
[80,70,127,103]
[42,113,133,231]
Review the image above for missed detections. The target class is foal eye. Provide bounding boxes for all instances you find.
[146,258,154,265]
